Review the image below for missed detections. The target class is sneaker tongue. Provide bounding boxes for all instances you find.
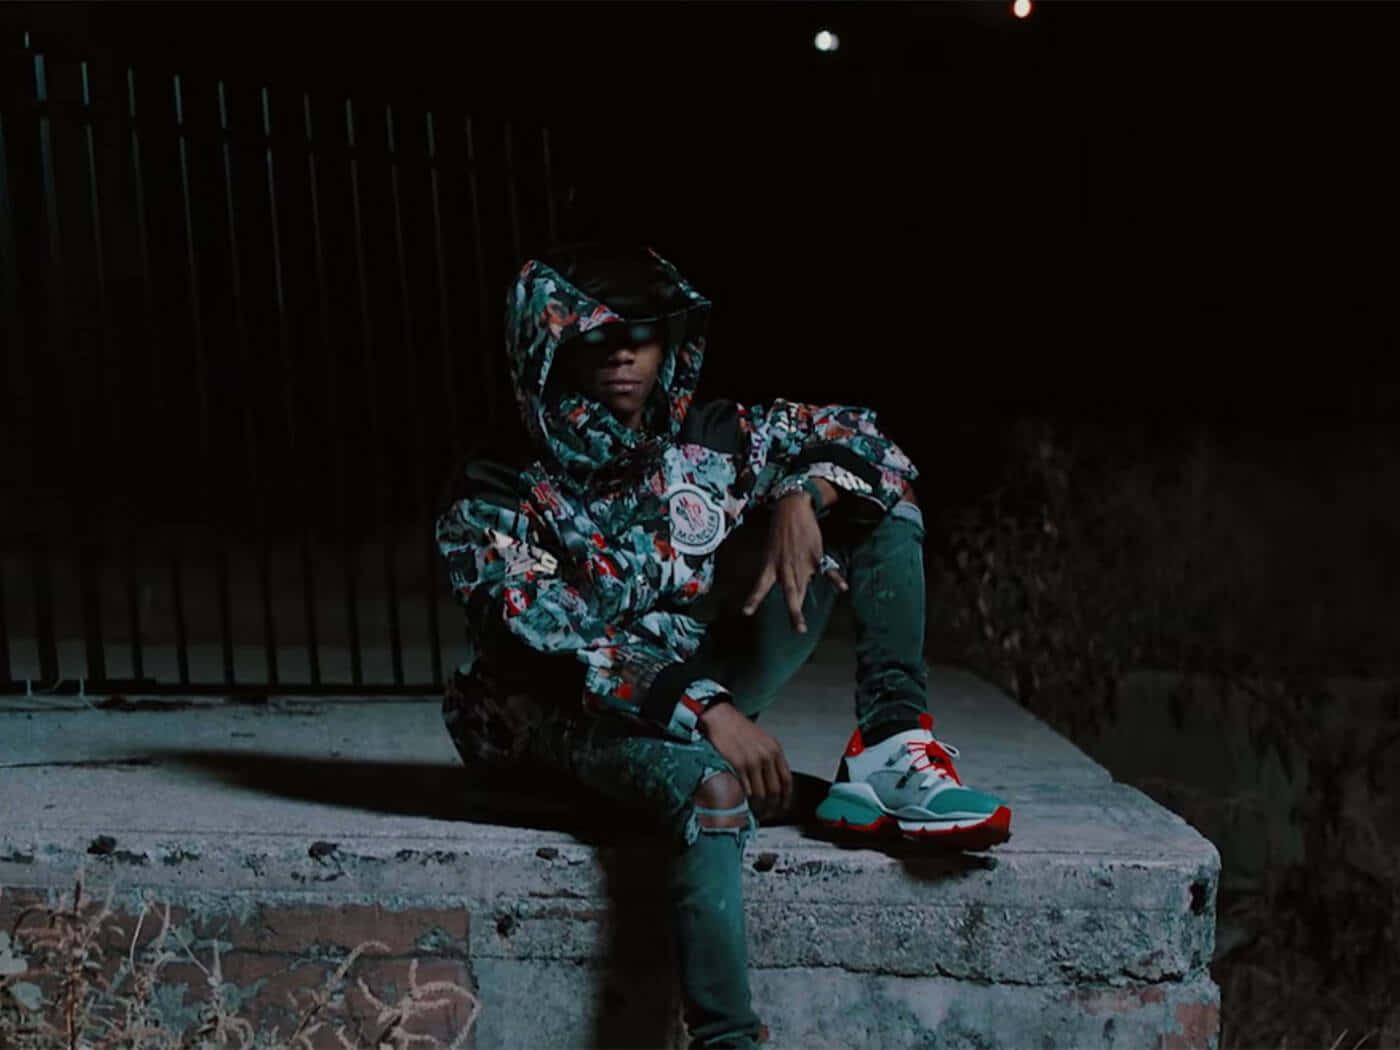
[918,712,934,732]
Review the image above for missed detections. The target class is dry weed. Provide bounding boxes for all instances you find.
[0,873,480,1050]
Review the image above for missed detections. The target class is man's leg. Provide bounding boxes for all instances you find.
[695,576,840,721]
[525,706,767,1050]
[688,515,841,721]
[691,493,926,727]
[814,492,1013,847]
[844,493,930,743]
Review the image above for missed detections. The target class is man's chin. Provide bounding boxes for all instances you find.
[599,395,644,418]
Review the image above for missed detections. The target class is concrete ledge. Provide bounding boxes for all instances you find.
[0,653,1220,1048]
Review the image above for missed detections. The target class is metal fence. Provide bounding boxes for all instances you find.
[1,28,562,697]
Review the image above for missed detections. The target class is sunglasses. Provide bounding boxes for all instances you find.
[576,322,662,351]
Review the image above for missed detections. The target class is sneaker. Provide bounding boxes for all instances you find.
[815,713,1012,849]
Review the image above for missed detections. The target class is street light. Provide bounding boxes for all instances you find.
[1012,0,1033,18]
[814,29,840,52]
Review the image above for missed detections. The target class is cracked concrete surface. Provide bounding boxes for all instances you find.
[0,643,1220,1048]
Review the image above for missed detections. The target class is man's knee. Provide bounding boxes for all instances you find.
[693,771,749,830]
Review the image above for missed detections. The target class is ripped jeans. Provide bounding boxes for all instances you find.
[518,500,929,1050]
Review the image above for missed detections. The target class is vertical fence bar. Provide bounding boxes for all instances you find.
[80,62,108,321]
[426,111,458,449]
[265,85,314,687]
[0,0,15,637]
[541,126,557,249]
[261,87,297,450]
[258,539,278,686]
[308,95,362,687]
[173,73,211,454]
[345,97,374,685]
[175,75,218,687]
[217,79,256,686]
[0,101,30,692]
[125,569,144,681]
[0,561,10,686]
[345,543,363,687]
[259,84,297,688]
[503,119,522,265]
[35,50,76,691]
[78,545,106,685]
[386,106,412,375]
[301,92,331,686]
[170,550,190,685]
[425,109,451,685]
[382,105,409,686]
[34,51,65,351]
[422,521,443,687]
[345,98,378,438]
[0,111,28,438]
[31,537,59,686]
[78,60,111,689]
[34,46,72,539]
[463,116,488,337]
[127,68,154,314]
[215,549,235,685]
[217,79,246,364]
[463,116,490,433]
[126,67,154,683]
[299,532,321,687]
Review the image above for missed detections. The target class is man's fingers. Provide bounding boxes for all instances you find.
[760,755,785,803]
[782,567,808,633]
[775,748,794,802]
[825,567,849,592]
[742,563,777,616]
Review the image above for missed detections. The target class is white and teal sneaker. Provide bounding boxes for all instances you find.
[815,713,1012,850]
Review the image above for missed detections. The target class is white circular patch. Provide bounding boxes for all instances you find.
[667,483,725,556]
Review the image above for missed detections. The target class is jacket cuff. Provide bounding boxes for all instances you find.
[668,679,733,741]
[642,662,732,742]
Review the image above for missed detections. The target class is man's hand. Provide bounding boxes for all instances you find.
[699,702,793,816]
[742,482,847,632]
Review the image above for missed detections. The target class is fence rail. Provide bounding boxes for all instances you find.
[2,28,562,697]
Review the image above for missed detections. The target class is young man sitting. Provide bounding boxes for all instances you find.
[436,244,1011,1049]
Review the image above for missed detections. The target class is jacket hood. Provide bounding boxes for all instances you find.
[504,246,712,480]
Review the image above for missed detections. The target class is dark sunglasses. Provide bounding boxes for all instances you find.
[576,322,661,351]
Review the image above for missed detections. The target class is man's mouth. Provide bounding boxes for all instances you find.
[599,378,641,392]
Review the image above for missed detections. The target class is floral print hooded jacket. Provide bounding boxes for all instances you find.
[435,248,918,765]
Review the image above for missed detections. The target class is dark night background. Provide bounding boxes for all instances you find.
[3,2,1397,664]
[9,0,1400,485]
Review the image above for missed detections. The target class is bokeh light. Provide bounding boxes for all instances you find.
[814,30,840,52]
[1012,0,1033,19]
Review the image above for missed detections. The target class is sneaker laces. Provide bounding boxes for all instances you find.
[896,736,963,790]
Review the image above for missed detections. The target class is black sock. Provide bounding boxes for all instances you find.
[861,717,924,746]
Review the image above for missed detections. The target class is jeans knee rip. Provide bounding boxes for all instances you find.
[682,767,757,849]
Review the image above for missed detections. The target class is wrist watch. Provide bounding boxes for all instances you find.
[774,475,825,511]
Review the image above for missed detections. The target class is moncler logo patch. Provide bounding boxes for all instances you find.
[667,484,724,556]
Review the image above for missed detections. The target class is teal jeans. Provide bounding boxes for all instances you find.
[521,500,929,1049]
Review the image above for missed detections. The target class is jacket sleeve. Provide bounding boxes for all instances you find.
[436,465,731,742]
[745,399,919,514]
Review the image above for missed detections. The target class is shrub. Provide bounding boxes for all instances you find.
[931,419,1400,1047]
